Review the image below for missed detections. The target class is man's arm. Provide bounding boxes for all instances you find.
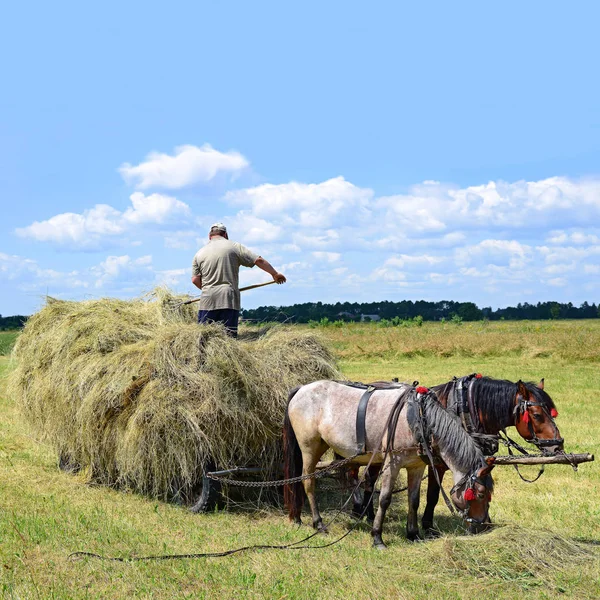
[191,275,202,290]
[255,257,286,284]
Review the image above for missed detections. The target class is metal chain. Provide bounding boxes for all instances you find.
[205,453,361,487]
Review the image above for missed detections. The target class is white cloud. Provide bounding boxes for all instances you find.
[227,213,283,244]
[119,144,249,189]
[384,254,444,269]
[225,176,373,228]
[455,239,533,269]
[547,230,600,245]
[312,252,341,263]
[16,193,190,249]
[377,177,600,232]
[164,231,200,250]
[92,255,153,288]
[156,268,187,286]
[124,192,190,224]
[547,277,568,287]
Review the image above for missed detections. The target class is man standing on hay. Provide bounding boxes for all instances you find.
[191,222,286,337]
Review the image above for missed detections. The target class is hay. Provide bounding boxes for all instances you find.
[430,525,595,589]
[8,288,340,500]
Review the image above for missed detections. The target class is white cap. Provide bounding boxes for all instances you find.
[209,222,227,234]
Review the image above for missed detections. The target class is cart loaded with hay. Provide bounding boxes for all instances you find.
[8,289,341,511]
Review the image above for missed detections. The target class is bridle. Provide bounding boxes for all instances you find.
[513,392,563,450]
[450,468,492,525]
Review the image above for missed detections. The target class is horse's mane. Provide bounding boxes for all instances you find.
[469,377,556,425]
[419,393,486,474]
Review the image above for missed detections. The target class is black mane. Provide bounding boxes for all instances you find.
[469,377,556,428]
[418,393,485,473]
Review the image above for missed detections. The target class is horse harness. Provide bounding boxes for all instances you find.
[344,380,489,525]
[336,379,408,455]
[447,373,500,455]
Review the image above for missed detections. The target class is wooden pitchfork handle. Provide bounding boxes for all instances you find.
[180,280,277,306]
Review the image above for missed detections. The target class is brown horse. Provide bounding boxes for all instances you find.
[420,376,562,533]
[283,381,495,548]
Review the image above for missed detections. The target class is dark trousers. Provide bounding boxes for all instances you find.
[198,309,240,337]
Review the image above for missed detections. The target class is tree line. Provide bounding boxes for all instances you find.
[2,300,598,329]
[0,315,28,330]
[241,300,600,323]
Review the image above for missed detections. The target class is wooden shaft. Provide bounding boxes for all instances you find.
[316,453,594,470]
[490,453,594,466]
[181,280,277,305]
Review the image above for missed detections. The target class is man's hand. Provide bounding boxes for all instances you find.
[255,257,286,284]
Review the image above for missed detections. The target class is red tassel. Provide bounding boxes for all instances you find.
[464,488,476,502]
[522,411,530,424]
[475,373,482,379]
[416,386,429,394]
[550,408,558,418]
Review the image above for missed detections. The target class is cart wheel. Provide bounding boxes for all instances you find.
[190,470,224,513]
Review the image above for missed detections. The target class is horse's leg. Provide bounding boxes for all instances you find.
[371,458,401,549]
[362,464,381,523]
[406,464,426,541]
[421,464,447,535]
[347,465,362,517]
[302,440,329,532]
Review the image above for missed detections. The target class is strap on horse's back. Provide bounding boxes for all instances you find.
[334,379,406,455]
[356,386,376,454]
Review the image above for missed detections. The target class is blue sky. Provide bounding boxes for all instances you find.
[1,1,599,316]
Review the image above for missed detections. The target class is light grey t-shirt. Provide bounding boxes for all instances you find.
[192,237,259,311]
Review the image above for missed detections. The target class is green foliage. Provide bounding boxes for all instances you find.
[450,313,463,325]
[308,318,345,328]
[242,299,600,323]
[0,315,28,330]
[379,315,424,328]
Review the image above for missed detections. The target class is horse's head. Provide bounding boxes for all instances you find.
[514,379,563,455]
[451,459,495,534]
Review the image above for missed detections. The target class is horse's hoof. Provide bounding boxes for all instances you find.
[407,531,423,542]
[373,541,387,550]
[313,521,328,534]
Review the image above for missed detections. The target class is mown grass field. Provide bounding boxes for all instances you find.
[0,331,18,356]
[1,321,599,599]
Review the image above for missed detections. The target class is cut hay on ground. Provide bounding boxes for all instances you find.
[8,289,340,500]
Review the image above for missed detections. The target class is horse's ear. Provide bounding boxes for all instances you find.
[537,378,545,390]
[516,380,528,398]
[478,459,495,477]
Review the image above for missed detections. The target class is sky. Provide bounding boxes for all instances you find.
[1,1,599,316]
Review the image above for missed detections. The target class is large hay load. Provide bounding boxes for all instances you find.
[8,289,340,501]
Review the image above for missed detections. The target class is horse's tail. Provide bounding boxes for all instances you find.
[283,386,304,522]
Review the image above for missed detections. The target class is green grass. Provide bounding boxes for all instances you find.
[1,321,599,599]
[0,330,18,355]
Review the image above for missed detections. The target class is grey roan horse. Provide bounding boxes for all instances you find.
[283,381,495,548]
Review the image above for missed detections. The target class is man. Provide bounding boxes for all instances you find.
[191,222,286,337]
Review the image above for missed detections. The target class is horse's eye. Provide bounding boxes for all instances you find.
[533,413,544,422]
